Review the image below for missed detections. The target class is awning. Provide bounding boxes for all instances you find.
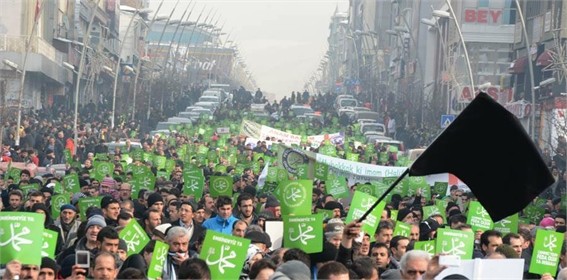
[536,49,554,67]
[508,56,528,74]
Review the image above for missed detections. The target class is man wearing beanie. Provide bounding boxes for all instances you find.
[39,257,58,280]
[54,204,81,251]
[146,191,169,223]
[57,214,106,263]
[147,192,164,213]
[264,195,281,219]
[101,195,120,227]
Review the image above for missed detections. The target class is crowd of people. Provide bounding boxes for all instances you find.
[0,85,566,280]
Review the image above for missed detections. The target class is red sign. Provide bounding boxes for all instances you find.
[464,9,502,24]
[459,86,514,104]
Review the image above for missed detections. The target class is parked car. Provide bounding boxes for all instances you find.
[103,139,143,155]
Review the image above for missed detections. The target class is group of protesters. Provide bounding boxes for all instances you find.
[1,84,567,280]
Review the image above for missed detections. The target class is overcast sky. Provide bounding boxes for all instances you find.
[149,0,349,99]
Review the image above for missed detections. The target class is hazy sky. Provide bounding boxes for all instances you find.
[149,0,349,99]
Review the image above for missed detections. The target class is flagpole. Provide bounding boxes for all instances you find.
[357,168,409,222]
[15,0,44,146]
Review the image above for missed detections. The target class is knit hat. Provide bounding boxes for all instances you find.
[245,231,269,245]
[540,217,555,229]
[100,195,119,209]
[397,208,414,221]
[273,260,310,280]
[147,192,164,208]
[119,239,128,251]
[101,177,115,187]
[40,257,58,273]
[60,204,77,213]
[40,186,53,195]
[243,185,257,197]
[419,218,439,239]
[265,195,280,208]
[86,214,106,229]
[325,219,345,238]
[71,192,87,205]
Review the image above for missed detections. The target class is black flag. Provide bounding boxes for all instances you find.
[409,92,554,221]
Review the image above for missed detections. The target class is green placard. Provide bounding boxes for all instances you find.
[390,210,398,221]
[529,229,564,276]
[283,214,323,253]
[94,162,114,179]
[325,175,349,199]
[295,164,309,179]
[492,213,519,234]
[147,241,169,280]
[52,181,63,195]
[183,175,204,198]
[209,176,233,198]
[62,174,80,194]
[278,180,312,216]
[466,201,494,232]
[20,183,39,196]
[156,171,169,180]
[435,228,475,259]
[119,219,150,256]
[133,172,156,191]
[433,182,448,195]
[277,168,288,182]
[315,162,329,180]
[64,149,72,163]
[153,155,166,170]
[78,197,102,221]
[7,168,21,184]
[414,240,436,256]
[266,167,278,183]
[41,229,59,259]
[200,231,250,280]
[51,194,69,219]
[316,208,335,220]
[393,221,411,238]
[423,205,446,224]
[0,212,45,265]
[356,183,375,197]
[165,159,176,173]
[131,149,143,162]
[524,205,545,224]
[345,191,386,236]
[404,176,431,199]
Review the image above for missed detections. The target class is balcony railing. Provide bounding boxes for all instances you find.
[0,35,64,65]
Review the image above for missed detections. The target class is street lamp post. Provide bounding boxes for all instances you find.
[130,0,167,121]
[13,0,46,146]
[433,4,475,93]
[514,0,537,140]
[111,7,152,128]
[73,0,102,155]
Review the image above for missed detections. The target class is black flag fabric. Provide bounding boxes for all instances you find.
[409,92,554,222]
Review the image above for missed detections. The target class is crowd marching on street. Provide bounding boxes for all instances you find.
[0,85,566,280]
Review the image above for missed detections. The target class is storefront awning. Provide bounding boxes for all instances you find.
[536,49,554,67]
[508,56,528,74]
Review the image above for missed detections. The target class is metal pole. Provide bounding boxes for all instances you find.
[112,9,142,129]
[445,0,475,93]
[146,0,182,121]
[514,0,537,140]
[15,0,45,146]
[131,0,166,122]
[74,0,102,155]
